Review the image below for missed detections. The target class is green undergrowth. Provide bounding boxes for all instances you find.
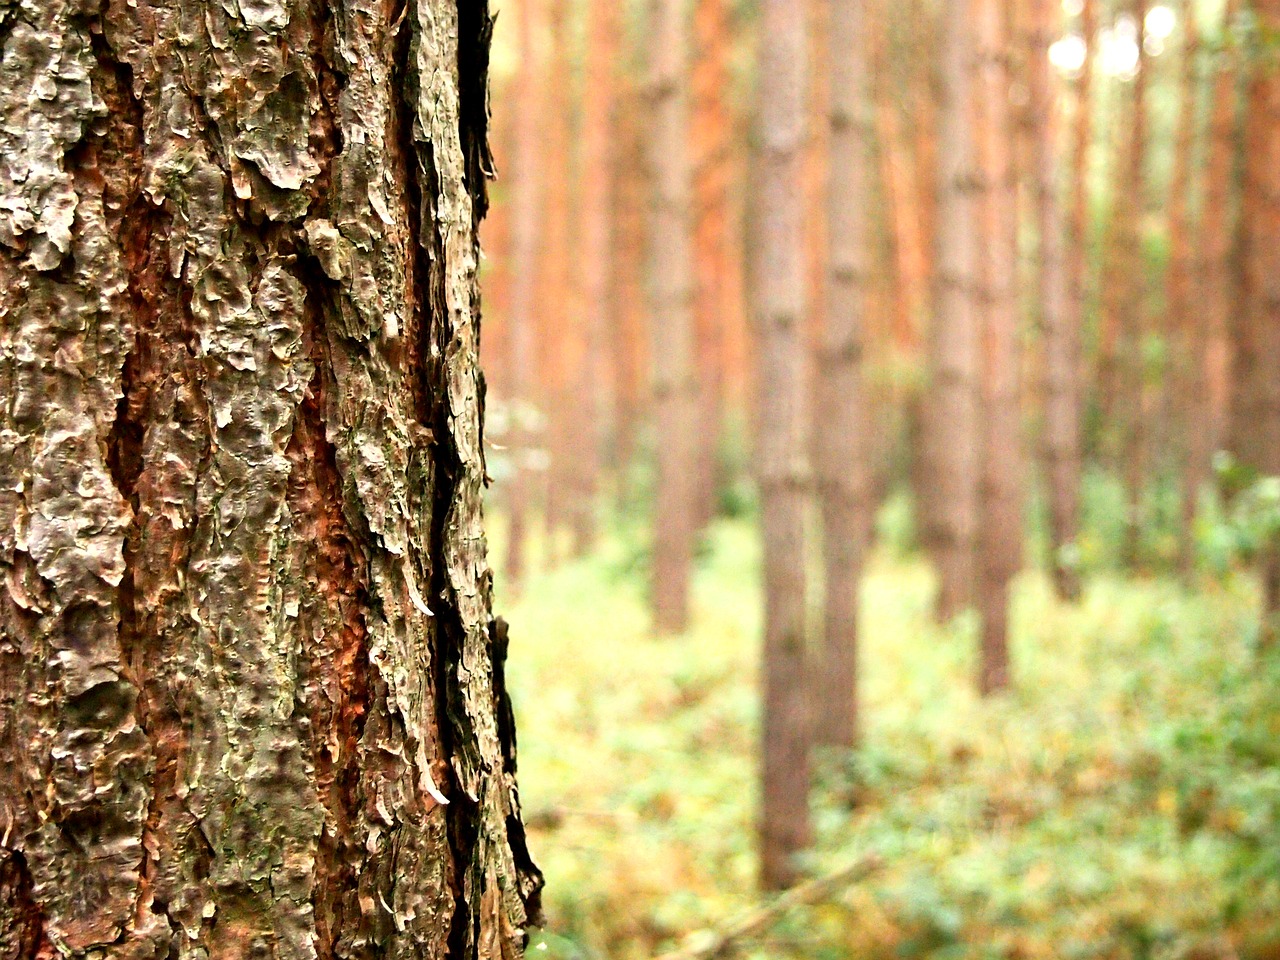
[493,516,1280,960]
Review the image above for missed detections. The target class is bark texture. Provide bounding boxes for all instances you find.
[755,0,812,891]
[0,0,542,956]
[813,0,872,749]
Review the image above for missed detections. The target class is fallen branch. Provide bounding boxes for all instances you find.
[653,853,884,960]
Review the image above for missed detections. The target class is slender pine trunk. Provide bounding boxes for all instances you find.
[922,0,982,621]
[813,0,873,749]
[755,0,813,891]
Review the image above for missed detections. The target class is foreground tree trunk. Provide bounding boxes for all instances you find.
[813,0,872,750]
[975,0,1022,695]
[921,0,982,621]
[755,0,812,891]
[0,1,543,955]
[649,0,700,634]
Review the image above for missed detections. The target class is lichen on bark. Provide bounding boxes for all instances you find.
[0,0,542,957]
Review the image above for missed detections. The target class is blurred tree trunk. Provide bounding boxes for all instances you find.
[1237,0,1280,646]
[921,0,982,621]
[1030,0,1083,601]
[612,75,652,505]
[0,0,544,954]
[541,0,576,558]
[649,0,700,633]
[692,0,735,530]
[1101,0,1151,565]
[1066,0,1096,467]
[813,0,873,749]
[506,0,547,588]
[975,0,1022,695]
[755,0,812,891]
[1201,0,1241,463]
[1167,3,1205,576]
[911,0,940,320]
[870,2,929,357]
[571,0,621,555]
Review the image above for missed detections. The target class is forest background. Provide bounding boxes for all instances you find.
[476,0,1280,957]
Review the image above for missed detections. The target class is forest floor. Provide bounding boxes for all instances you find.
[494,515,1280,960]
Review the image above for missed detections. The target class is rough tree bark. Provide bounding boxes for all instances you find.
[755,0,812,891]
[505,0,547,589]
[921,0,981,621]
[1030,0,1082,602]
[649,0,700,634]
[975,0,1022,695]
[813,0,872,750]
[0,0,542,956]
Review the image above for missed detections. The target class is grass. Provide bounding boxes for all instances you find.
[493,514,1280,960]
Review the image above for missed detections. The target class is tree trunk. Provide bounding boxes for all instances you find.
[1201,0,1241,466]
[869,0,929,358]
[975,0,1022,695]
[1030,0,1082,601]
[505,0,547,589]
[813,0,873,750]
[1065,0,1096,471]
[539,0,576,559]
[649,0,700,634]
[570,0,621,556]
[1100,0,1150,564]
[0,0,543,956]
[1238,0,1280,647]
[692,0,735,531]
[921,0,982,621]
[611,76,651,504]
[755,0,812,891]
[1167,2,1205,577]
